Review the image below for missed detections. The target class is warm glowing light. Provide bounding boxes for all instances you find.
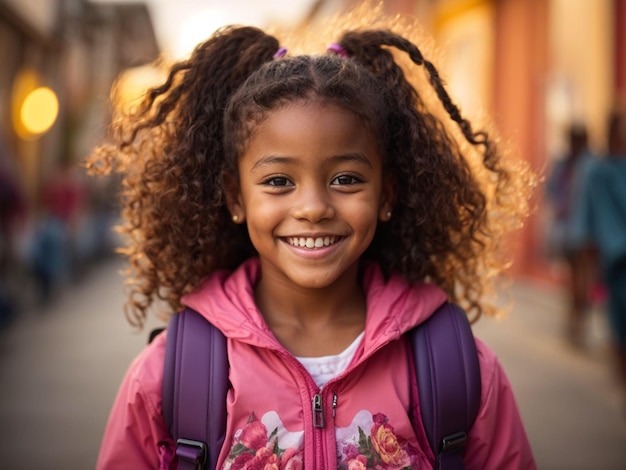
[20,87,59,135]
[174,8,235,59]
[113,64,167,114]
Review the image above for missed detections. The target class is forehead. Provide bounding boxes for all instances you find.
[253,101,363,136]
[241,101,382,167]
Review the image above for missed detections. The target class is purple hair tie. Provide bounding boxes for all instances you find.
[327,43,349,58]
[273,46,288,59]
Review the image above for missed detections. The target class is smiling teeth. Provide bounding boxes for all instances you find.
[288,236,337,248]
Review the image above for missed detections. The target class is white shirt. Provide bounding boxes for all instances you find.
[295,332,364,388]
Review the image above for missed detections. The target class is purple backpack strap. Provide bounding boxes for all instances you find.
[409,302,481,470]
[162,308,229,470]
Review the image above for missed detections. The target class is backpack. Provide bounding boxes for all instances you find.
[159,301,481,470]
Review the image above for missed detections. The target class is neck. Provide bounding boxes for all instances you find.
[254,263,367,357]
[254,264,366,330]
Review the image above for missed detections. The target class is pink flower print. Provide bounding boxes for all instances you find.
[280,448,304,470]
[226,412,303,469]
[343,443,360,461]
[347,455,368,470]
[239,413,269,451]
[337,411,420,469]
[246,446,281,469]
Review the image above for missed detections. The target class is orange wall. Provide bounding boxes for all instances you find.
[493,0,549,279]
[616,0,626,99]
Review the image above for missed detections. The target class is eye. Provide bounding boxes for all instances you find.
[263,176,293,187]
[331,174,363,186]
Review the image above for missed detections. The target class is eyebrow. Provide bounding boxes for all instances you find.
[332,152,374,168]
[250,152,374,171]
[251,155,293,171]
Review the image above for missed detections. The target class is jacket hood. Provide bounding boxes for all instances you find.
[181,258,447,355]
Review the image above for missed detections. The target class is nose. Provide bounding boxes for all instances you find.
[291,183,335,222]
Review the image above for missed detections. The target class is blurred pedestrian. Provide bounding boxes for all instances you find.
[573,108,626,408]
[545,124,596,346]
[30,160,87,303]
[0,137,27,326]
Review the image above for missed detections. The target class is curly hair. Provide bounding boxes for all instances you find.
[87,11,533,328]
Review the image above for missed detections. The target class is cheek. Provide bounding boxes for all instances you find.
[348,199,382,234]
[242,193,281,218]
[242,199,284,236]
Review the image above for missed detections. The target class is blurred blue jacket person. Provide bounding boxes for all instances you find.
[572,109,626,407]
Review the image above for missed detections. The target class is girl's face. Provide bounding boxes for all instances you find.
[229,101,394,291]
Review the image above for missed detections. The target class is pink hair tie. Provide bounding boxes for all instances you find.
[273,46,288,59]
[327,43,349,58]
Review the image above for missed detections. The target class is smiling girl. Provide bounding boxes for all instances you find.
[91,9,535,470]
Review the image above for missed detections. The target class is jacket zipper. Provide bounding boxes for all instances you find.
[274,349,330,468]
[274,342,383,468]
[312,393,325,468]
[312,393,325,428]
[311,390,340,469]
[313,392,339,424]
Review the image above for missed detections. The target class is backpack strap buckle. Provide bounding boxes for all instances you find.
[176,438,207,468]
[441,432,468,453]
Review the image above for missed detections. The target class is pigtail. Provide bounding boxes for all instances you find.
[336,30,496,161]
[90,26,280,328]
[334,30,513,319]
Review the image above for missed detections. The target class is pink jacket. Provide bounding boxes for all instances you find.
[97,259,535,469]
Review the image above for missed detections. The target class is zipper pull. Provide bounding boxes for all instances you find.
[312,394,325,428]
[332,394,338,418]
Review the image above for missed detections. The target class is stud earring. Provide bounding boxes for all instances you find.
[386,211,392,219]
[232,215,239,222]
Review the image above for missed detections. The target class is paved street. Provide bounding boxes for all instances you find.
[0,257,625,469]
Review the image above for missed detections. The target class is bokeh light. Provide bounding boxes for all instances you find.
[11,69,59,140]
[20,86,59,135]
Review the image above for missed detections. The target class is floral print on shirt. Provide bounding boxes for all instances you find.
[224,411,304,470]
[337,410,419,469]
[223,410,418,469]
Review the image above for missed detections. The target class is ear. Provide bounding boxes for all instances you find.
[379,174,396,222]
[224,173,246,224]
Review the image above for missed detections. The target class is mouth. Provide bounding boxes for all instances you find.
[285,236,342,249]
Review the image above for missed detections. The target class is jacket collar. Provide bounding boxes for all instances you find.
[181,258,447,354]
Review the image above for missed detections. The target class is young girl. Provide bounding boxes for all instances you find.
[91,11,535,470]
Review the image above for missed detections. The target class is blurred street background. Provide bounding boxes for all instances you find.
[1,0,626,468]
